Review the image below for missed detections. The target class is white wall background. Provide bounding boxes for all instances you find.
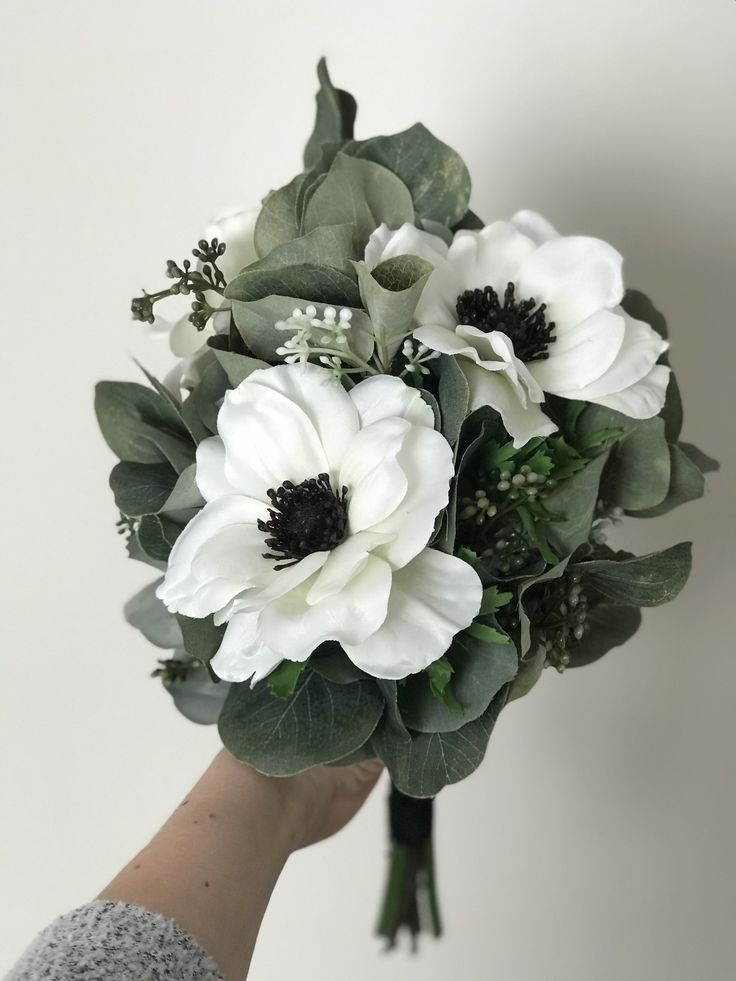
[1,1,735,978]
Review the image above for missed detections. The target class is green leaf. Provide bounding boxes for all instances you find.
[680,442,720,474]
[375,679,412,741]
[526,449,554,475]
[110,461,178,517]
[135,514,180,563]
[231,295,373,364]
[175,614,225,663]
[544,452,609,555]
[479,586,513,615]
[622,289,683,443]
[159,463,205,515]
[267,660,307,699]
[225,262,361,308]
[124,578,183,649]
[218,673,384,775]
[567,605,643,668]
[248,223,358,276]
[518,556,573,657]
[400,634,518,733]
[166,664,230,726]
[577,427,623,452]
[602,416,671,512]
[466,622,510,645]
[211,349,269,387]
[95,381,195,472]
[576,542,692,606]
[303,58,357,170]
[546,435,588,481]
[350,123,471,227]
[303,153,414,250]
[305,641,365,684]
[373,687,508,797]
[517,504,557,565]
[425,657,461,713]
[353,255,432,368]
[634,444,705,517]
[253,174,305,259]
[437,355,470,446]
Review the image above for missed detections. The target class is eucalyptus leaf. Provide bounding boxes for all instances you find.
[575,542,692,607]
[518,556,573,658]
[303,58,357,171]
[400,633,518,733]
[567,605,643,668]
[310,642,366,684]
[603,416,671,512]
[211,349,269,387]
[166,663,230,725]
[175,614,225,663]
[136,514,180,563]
[438,355,470,446]
[350,123,471,227]
[544,453,608,556]
[231,295,374,363]
[354,255,432,367]
[303,154,414,250]
[376,679,412,741]
[249,223,358,276]
[95,381,195,472]
[160,463,204,518]
[253,174,305,258]
[124,578,183,649]
[634,444,705,518]
[225,262,361,308]
[110,461,178,517]
[680,442,720,474]
[218,674,384,775]
[373,686,508,798]
[621,289,682,443]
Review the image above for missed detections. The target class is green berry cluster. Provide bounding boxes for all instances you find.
[539,574,589,672]
[459,464,557,526]
[479,520,536,578]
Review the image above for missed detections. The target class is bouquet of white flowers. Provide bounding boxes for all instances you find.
[96,60,716,945]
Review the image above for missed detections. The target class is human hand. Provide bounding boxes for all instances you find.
[278,758,385,851]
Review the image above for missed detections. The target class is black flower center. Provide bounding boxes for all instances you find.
[258,473,349,570]
[455,282,557,362]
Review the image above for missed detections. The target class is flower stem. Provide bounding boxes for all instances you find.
[375,785,441,948]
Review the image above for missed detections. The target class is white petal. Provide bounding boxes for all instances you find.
[510,210,560,244]
[305,530,393,605]
[156,497,268,617]
[218,376,329,500]
[371,425,454,569]
[556,312,669,400]
[205,206,259,282]
[231,551,328,615]
[448,222,536,294]
[210,611,283,684]
[340,418,410,534]
[244,363,359,477]
[342,549,482,679]
[364,222,449,269]
[517,236,624,328]
[528,309,626,393]
[414,323,509,370]
[350,374,435,428]
[591,364,671,419]
[258,555,393,660]
[195,437,240,501]
[461,361,558,447]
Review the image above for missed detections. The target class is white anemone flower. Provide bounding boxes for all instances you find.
[157,362,482,683]
[366,212,670,446]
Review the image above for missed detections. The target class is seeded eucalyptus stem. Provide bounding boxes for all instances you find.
[376,786,442,948]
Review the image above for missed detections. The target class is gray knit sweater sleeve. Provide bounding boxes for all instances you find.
[4,901,224,981]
